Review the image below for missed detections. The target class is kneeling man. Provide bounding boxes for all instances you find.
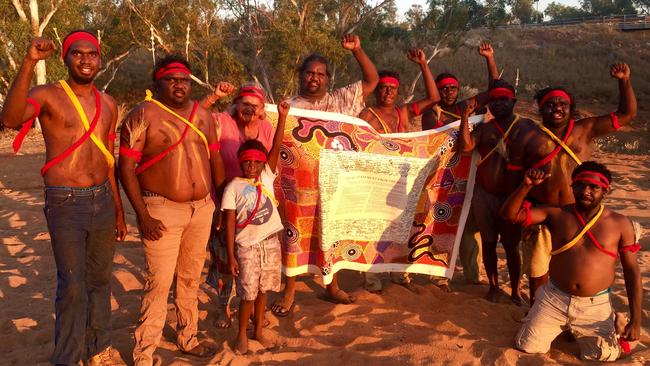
[501,162,641,361]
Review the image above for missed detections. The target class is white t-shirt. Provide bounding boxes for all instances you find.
[222,164,283,246]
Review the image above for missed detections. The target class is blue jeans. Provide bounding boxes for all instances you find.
[44,181,115,365]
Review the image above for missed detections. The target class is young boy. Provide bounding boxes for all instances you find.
[223,101,289,354]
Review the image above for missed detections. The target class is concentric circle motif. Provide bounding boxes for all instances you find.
[433,202,453,222]
[341,243,363,261]
[279,146,296,167]
[380,139,400,151]
[284,223,300,245]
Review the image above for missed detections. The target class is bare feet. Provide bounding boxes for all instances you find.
[271,295,294,317]
[254,332,286,351]
[485,286,503,302]
[324,288,356,304]
[510,293,526,306]
[235,334,249,355]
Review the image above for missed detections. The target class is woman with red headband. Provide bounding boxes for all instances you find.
[506,62,637,304]
[222,101,290,354]
[358,48,440,134]
[501,161,642,361]
[201,81,275,329]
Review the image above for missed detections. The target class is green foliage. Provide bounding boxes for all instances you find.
[544,2,590,20]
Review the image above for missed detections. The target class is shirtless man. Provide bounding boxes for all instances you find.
[271,33,379,316]
[421,42,499,130]
[118,55,224,366]
[458,80,534,305]
[1,33,126,365]
[357,48,439,292]
[502,163,641,361]
[358,48,440,133]
[507,63,636,303]
[424,42,500,289]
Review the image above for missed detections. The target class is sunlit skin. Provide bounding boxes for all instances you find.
[439,84,459,107]
[299,61,329,100]
[0,36,126,240]
[502,168,642,343]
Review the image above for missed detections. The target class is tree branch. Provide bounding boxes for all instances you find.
[10,0,28,22]
[39,0,64,35]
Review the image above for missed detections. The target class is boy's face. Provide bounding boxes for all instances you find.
[240,159,265,179]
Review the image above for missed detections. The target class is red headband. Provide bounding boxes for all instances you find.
[154,62,191,80]
[539,90,571,107]
[572,171,610,191]
[240,85,265,96]
[237,91,265,103]
[238,149,267,163]
[379,77,399,87]
[436,77,458,88]
[62,32,101,59]
[489,87,516,100]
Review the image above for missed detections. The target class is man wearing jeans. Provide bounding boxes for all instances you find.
[118,55,224,365]
[1,33,127,365]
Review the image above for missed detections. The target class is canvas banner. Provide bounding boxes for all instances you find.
[266,105,481,284]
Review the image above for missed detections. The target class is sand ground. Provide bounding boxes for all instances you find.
[1,131,649,365]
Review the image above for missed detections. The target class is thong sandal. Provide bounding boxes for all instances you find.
[271,301,294,317]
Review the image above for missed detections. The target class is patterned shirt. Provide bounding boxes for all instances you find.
[288,80,365,116]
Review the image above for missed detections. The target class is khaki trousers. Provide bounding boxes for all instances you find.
[133,195,215,366]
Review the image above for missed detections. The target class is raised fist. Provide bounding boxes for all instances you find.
[27,38,56,62]
[478,42,494,58]
[213,81,235,98]
[407,48,427,65]
[341,34,361,51]
[277,100,290,118]
[609,62,630,80]
[462,98,478,118]
[524,168,549,187]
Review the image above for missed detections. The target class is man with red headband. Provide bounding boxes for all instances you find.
[118,55,224,365]
[223,101,290,354]
[358,48,440,133]
[458,80,534,305]
[1,32,126,365]
[506,63,637,304]
[501,162,642,361]
[421,42,499,130]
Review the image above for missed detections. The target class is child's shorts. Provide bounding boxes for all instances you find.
[235,233,282,301]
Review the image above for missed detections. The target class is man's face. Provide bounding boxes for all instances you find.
[540,97,571,127]
[375,83,398,106]
[240,159,265,179]
[488,96,515,120]
[64,40,101,85]
[156,72,191,107]
[235,96,263,124]
[300,61,329,98]
[439,84,459,107]
[572,175,606,210]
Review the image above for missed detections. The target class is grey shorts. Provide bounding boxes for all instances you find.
[235,234,282,301]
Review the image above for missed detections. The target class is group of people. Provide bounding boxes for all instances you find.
[0,28,642,365]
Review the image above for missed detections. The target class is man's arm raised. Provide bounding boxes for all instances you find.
[619,216,642,342]
[1,38,56,128]
[404,48,440,130]
[268,101,289,172]
[457,99,478,153]
[586,63,636,139]
[465,42,500,109]
[342,34,379,98]
[117,108,166,241]
[199,81,235,110]
[501,169,552,226]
